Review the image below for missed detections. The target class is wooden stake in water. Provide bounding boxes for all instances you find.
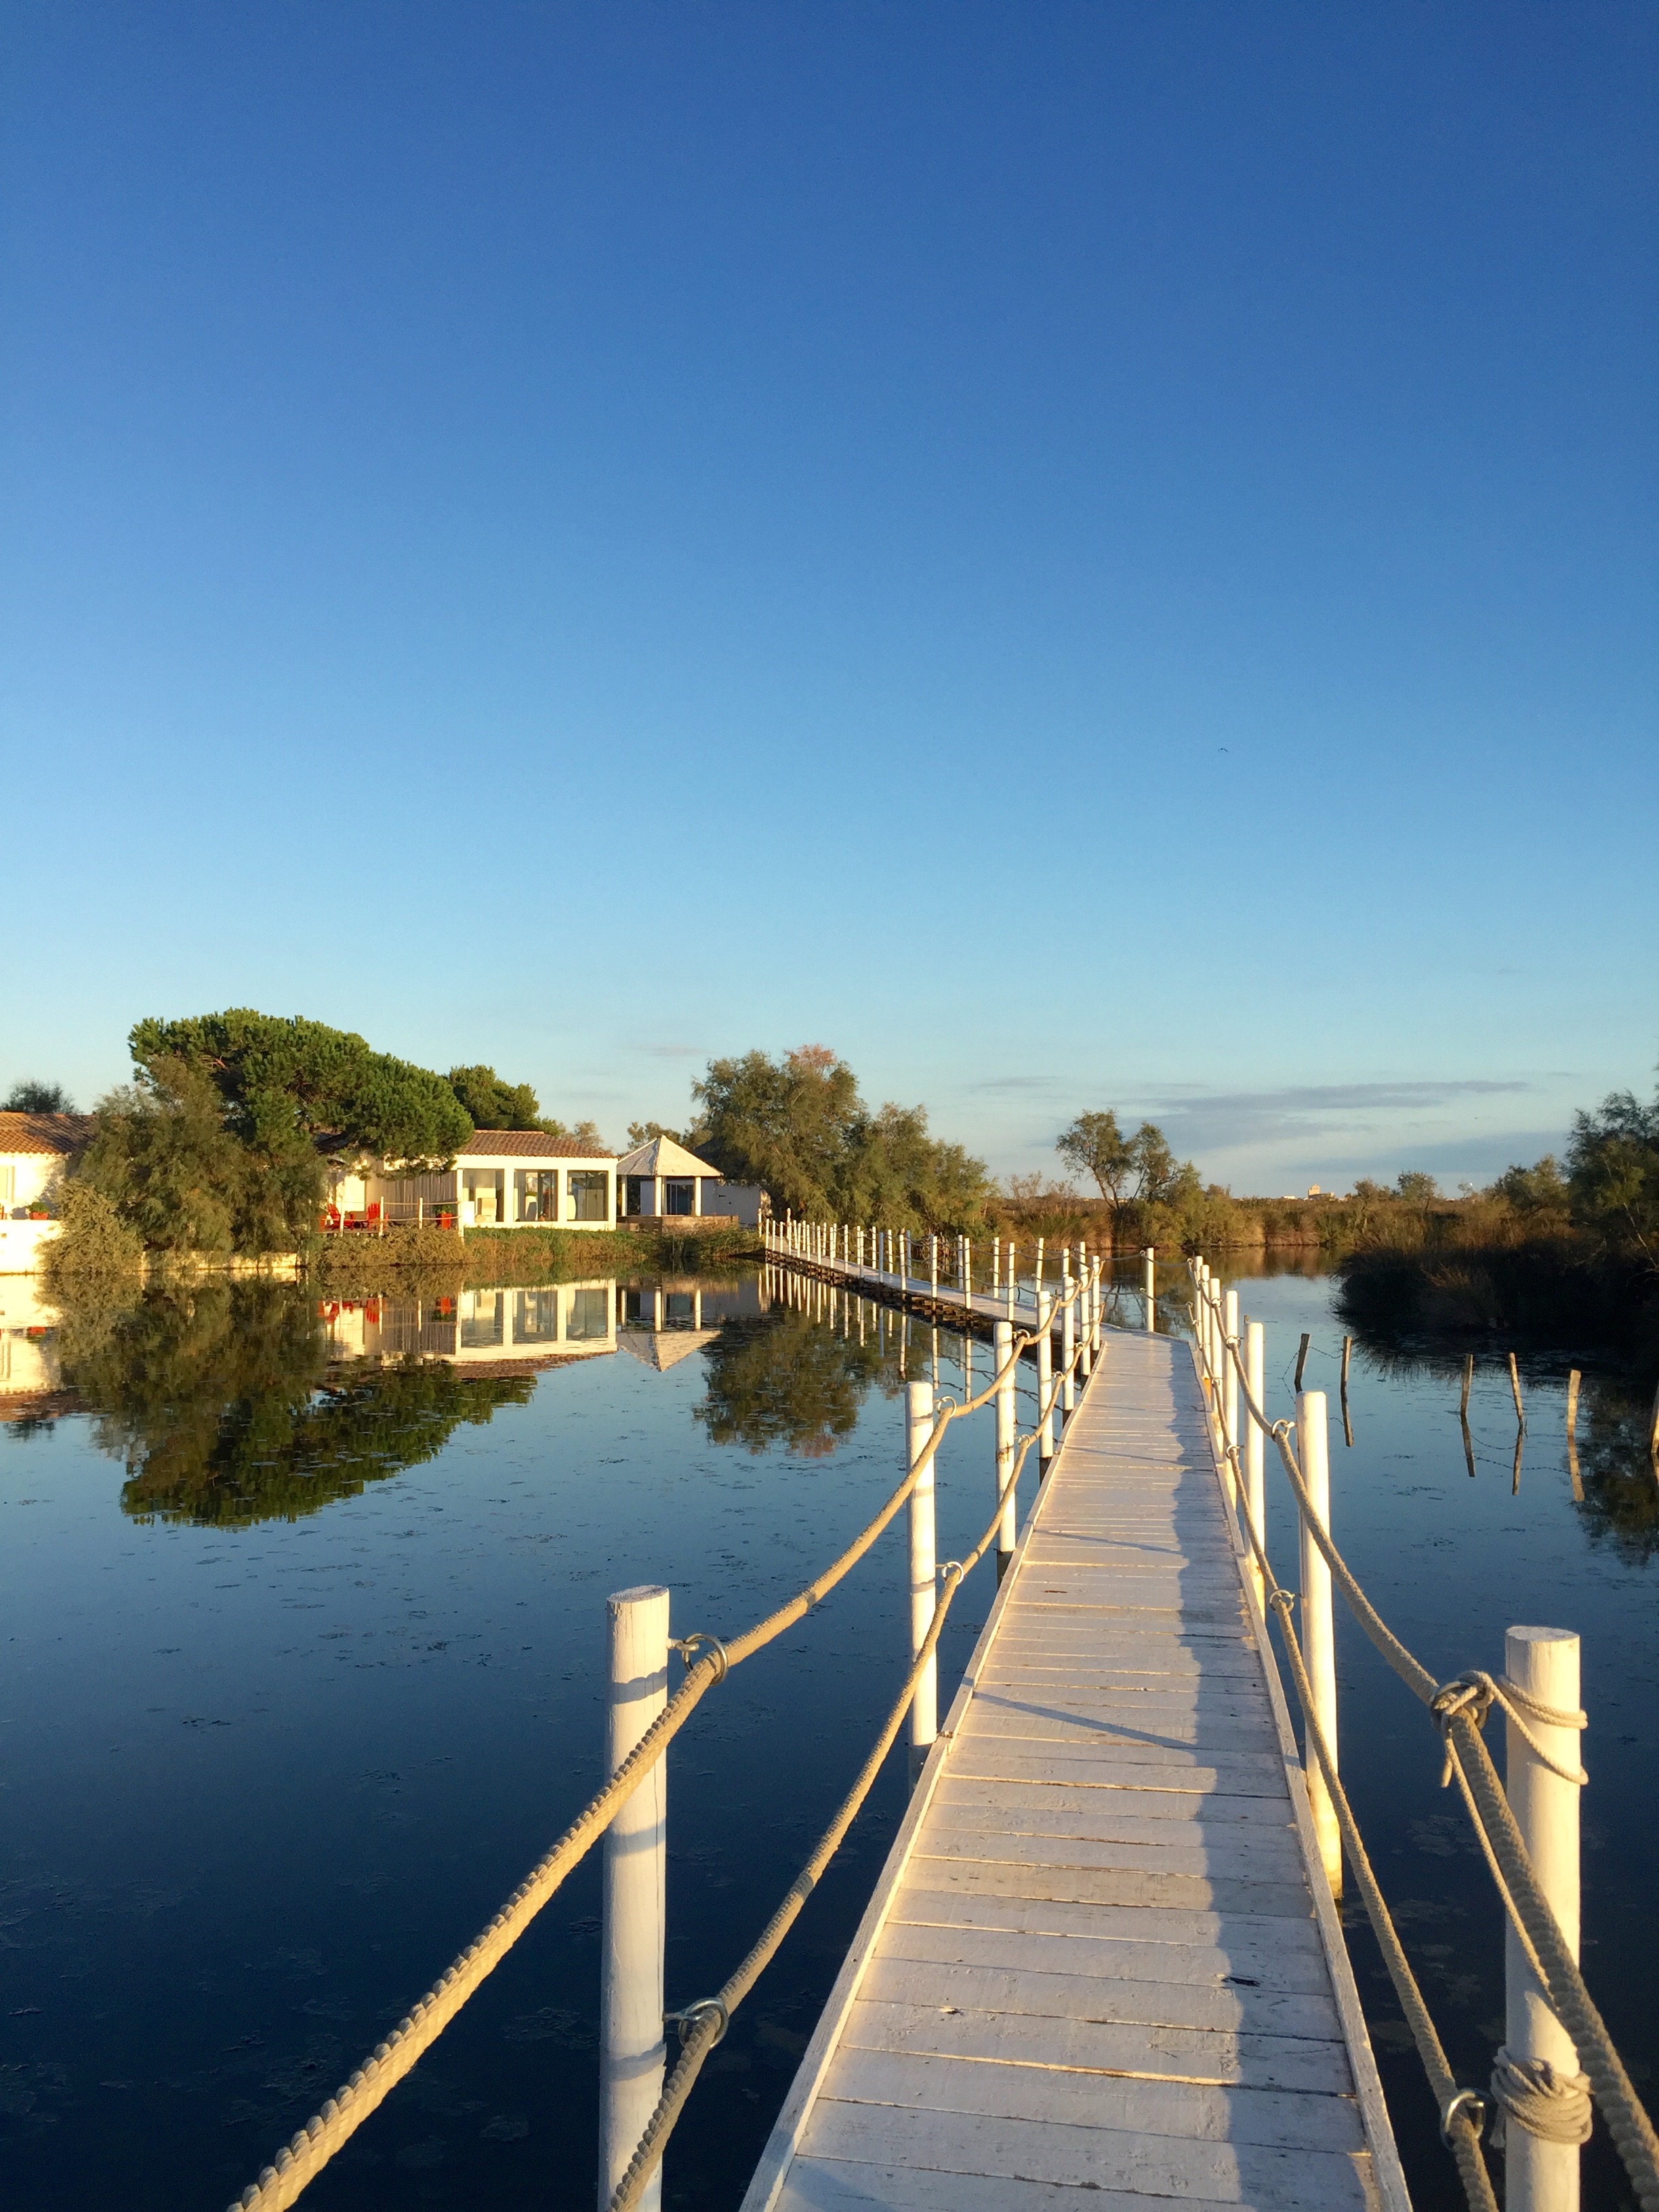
[1503,1624,1584,2212]
[599,1584,670,2212]
[1294,1332,1310,1393]
[1339,1334,1354,1447]
[1565,1369,1582,1500]
[1296,1391,1341,1898]
[1460,1353,1474,1420]
[1509,1350,1525,1427]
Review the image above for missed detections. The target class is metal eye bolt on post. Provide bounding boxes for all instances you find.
[599,1585,670,2212]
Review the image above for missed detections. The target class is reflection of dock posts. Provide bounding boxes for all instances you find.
[1061,1250,1076,1413]
[599,1585,669,2212]
[1244,1319,1267,1616]
[905,1382,938,1779]
[1296,1392,1341,1898]
[994,1322,1016,1569]
[1143,1245,1155,1330]
[1503,1624,1584,2212]
[1565,1370,1582,1499]
[1036,1288,1054,1470]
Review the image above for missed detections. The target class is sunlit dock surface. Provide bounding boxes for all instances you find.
[742,1326,1406,2211]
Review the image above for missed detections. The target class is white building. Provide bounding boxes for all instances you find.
[0,1111,87,1273]
[325,1131,618,1232]
[613,1135,766,1227]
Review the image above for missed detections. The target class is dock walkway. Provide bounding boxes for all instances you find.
[741,1319,1407,2211]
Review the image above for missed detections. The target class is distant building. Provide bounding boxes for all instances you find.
[613,1136,766,1228]
[0,1111,89,1273]
[325,1131,618,1233]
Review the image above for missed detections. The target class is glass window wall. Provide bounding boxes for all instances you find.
[566,1171,610,1223]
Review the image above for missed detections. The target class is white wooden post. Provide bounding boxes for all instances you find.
[994,1319,1017,1561]
[1296,1392,1341,1897]
[1092,1256,1104,1354]
[1061,1248,1076,1412]
[1005,1241,1017,1323]
[1504,1624,1583,2212]
[1035,1236,1044,1309]
[930,1235,939,1299]
[906,1381,937,1757]
[1221,1288,1240,1507]
[1143,1245,1155,1330]
[1037,1287,1054,1468]
[1078,1248,1092,1379]
[963,1235,972,1311]
[1244,1319,1266,1615]
[991,1235,1000,1296]
[599,1584,670,2212]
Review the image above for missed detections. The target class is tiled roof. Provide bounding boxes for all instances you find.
[459,1130,616,1160]
[613,1135,722,1178]
[0,1111,93,1158]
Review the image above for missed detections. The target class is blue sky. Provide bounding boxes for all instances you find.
[3,2,1654,1193]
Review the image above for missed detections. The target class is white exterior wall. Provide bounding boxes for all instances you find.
[1,1153,68,1217]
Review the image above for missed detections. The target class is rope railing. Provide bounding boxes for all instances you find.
[1186,1261,1659,2212]
[227,1258,1097,2212]
[605,1353,1069,2212]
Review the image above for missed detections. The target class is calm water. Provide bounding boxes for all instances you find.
[1,1261,1654,2211]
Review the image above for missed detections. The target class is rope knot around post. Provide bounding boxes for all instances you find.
[669,1634,729,1683]
[663,1999,729,2050]
[1432,1673,1497,1784]
[1489,2046,1594,2149]
[1432,1668,1588,1788]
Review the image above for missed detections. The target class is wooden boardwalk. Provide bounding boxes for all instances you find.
[741,1321,1407,2211]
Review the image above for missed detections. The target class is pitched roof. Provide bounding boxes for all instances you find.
[459,1130,616,1160]
[0,1111,93,1158]
[614,1135,722,1179]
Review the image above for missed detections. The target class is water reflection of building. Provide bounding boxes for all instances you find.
[322,1279,618,1370]
[0,1273,61,1403]
[617,1278,764,1372]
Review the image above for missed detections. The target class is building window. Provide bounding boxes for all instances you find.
[460,1291,504,1348]
[566,1170,609,1223]
[516,1170,558,1223]
[463,1170,502,1225]
[664,1179,694,1216]
[514,1289,560,1342]
[566,1287,609,1341]
[623,1177,645,1217]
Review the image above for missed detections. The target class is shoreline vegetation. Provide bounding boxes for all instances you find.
[23,1015,1658,1378]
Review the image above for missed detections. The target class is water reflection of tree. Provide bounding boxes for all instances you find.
[693,1312,900,1457]
[56,1284,533,1525]
[1573,1391,1659,1566]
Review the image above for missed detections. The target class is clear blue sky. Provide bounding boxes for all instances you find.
[3,2,1654,1193]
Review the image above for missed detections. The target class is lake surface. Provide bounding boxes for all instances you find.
[1,1260,1654,2211]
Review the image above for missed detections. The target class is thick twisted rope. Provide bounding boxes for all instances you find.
[228,1269,1091,2212]
[1227,1443,1497,2206]
[1489,2049,1594,2150]
[605,1332,1082,2212]
[1191,1267,1659,2208]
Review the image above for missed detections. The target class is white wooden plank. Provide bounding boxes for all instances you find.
[919,1819,1305,1879]
[904,1853,1317,1918]
[856,1953,1346,2041]
[932,1777,1295,1825]
[817,2045,1366,2153]
[890,1892,1326,1969]
[775,2155,1246,2212]
[800,2101,1374,2207]
[842,1997,1356,2093]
